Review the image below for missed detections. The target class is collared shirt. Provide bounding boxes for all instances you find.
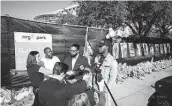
[72,54,79,70]
[94,53,118,89]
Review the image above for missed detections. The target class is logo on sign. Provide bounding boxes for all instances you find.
[22,35,33,40]
[22,34,46,40]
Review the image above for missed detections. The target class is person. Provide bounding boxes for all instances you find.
[26,51,53,106]
[39,62,92,106]
[68,93,90,106]
[68,91,105,106]
[41,47,60,73]
[93,38,118,106]
[64,44,90,84]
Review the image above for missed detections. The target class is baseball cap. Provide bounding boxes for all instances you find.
[98,38,112,47]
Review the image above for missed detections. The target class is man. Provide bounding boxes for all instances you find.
[39,62,92,106]
[63,44,90,83]
[94,38,118,106]
[41,47,60,73]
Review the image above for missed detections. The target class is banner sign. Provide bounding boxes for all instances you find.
[167,43,171,53]
[120,43,128,58]
[112,43,120,59]
[128,43,135,57]
[155,44,160,55]
[160,44,164,54]
[149,44,155,55]
[14,32,52,70]
[143,43,149,55]
[136,44,142,56]
[164,43,167,54]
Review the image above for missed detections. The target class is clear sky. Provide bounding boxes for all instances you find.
[1,1,73,20]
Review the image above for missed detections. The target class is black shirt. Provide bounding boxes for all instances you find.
[39,78,87,106]
[27,64,44,88]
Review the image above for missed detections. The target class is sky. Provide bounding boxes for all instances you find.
[1,1,73,20]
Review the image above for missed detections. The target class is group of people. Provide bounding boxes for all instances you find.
[26,38,118,106]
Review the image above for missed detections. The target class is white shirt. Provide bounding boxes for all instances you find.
[41,56,60,73]
[72,54,79,70]
[95,53,118,89]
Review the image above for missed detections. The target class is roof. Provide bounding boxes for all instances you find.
[34,4,79,20]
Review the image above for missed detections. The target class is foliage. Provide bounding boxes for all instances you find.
[153,2,172,38]
[75,1,172,38]
[55,9,78,25]
[76,1,127,28]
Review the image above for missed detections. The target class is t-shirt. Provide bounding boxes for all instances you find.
[41,56,60,73]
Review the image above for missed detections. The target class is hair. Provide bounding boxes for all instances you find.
[26,51,39,69]
[71,44,80,50]
[53,62,69,75]
[68,93,90,106]
[44,47,51,53]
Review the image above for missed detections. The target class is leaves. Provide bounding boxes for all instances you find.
[76,1,172,38]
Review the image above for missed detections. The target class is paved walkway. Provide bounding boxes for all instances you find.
[111,67,172,106]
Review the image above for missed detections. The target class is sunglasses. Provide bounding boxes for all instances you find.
[69,50,78,52]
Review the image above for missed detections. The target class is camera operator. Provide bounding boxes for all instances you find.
[39,62,92,106]
[93,38,118,106]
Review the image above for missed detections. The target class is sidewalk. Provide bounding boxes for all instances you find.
[111,67,172,106]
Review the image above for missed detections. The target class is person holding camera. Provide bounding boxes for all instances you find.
[39,62,92,106]
[94,39,118,106]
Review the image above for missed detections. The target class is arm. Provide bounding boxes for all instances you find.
[38,67,52,75]
[71,67,92,82]
[107,60,118,89]
[54,56,60,62]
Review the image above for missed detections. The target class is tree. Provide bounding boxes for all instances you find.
[76,1,127,28]
[55,9,78,25]
[76,1,172,37]
[124,1,170,37]
[154,2,172,38]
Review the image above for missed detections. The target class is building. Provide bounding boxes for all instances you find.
[34,4,79,23]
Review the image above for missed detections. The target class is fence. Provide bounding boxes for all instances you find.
[111,37,172,65]
[1,16,107,73]
[1,16,172,88]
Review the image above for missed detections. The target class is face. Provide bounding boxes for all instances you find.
[98,45,107,54]
[53,64,61,75]
[69,46,79,58]
[36,54,41,63]
[45,48,53,58]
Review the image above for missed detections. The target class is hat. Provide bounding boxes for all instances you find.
[98,39,112,47]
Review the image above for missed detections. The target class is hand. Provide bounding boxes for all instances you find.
[66,70,75,76]
[43,78,47,81]
[48,73,65,81]
[83,73,92,82]
[67,79,77,84]
[10,69,18,75]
